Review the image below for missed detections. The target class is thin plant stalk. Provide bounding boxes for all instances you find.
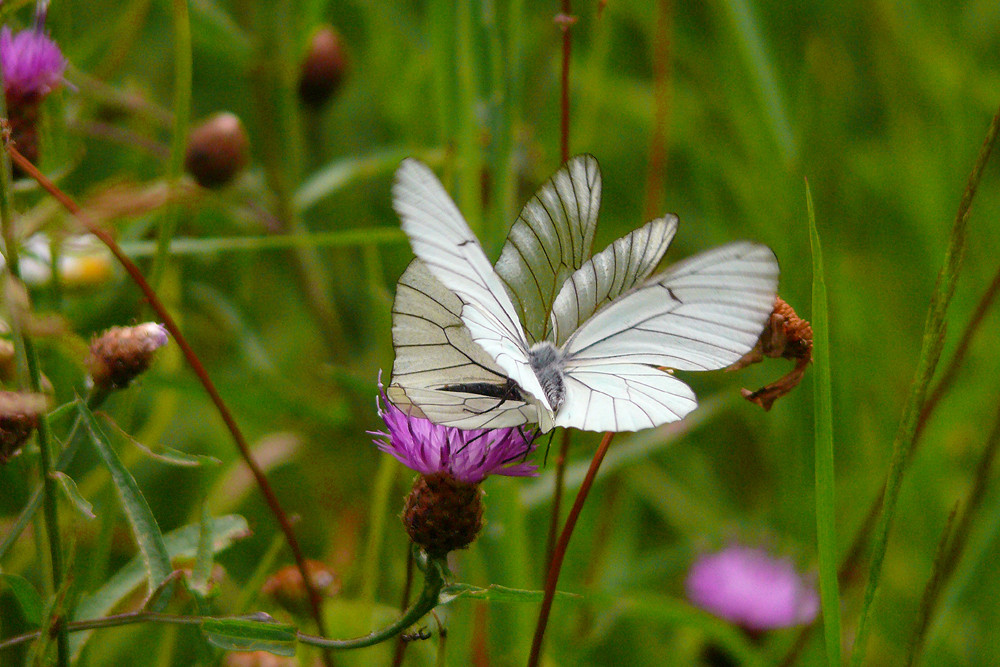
[0,117,70,667]
[906,400,1000,665]
[544,0,574,592]
[391,547,416,667]
[544,429,572,571]
[528,431,615,667]
[849,103,1000,666]
[0,559,446,653]
[5,145,330,650]
[149,0,192,291]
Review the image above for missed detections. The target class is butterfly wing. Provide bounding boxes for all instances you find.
[390,259,536,428]
[393,158,552,411]
[495,154,601,344]
[556,242,779,431]
[550,216,678,346]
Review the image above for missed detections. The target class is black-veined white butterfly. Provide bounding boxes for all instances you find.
[388,155,778,433]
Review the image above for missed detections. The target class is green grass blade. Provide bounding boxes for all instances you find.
[807,181,841,666]
[718,0,796,163]
[77,400,173,605]
[849,104,1000,666]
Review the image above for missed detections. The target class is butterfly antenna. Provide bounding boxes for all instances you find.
[542,430,556,467]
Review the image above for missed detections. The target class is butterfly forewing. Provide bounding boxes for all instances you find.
[562,242,778,371]
[392,159,552,411]
[495,155,601,344]
[550,216,678,346]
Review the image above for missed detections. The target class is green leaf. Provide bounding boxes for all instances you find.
[51,471,96,520]
[72,516,250,658]
[190,500,214,598]
[77,401,173,605]
[808,181,842,667]
[100,415,220,468]
[438,583,580,605]
[294,147,442,212]
[0,573,44,626]
[200,615,297,656]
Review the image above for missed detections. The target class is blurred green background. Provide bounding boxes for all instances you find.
[2,0,1000,665]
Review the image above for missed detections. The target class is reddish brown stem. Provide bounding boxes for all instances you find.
[6,145,330,642]
[528,431,614,667]
[558,0,573,163]
[544,429,572,573]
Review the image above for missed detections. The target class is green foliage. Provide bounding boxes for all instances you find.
[1,1,999,665]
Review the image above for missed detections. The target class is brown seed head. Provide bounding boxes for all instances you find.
[86,323,169,391]
[262,559,340,616]
[0,391,48,463]
[298,26,348,108]
[402,473,484,558]
[184,112,249,188]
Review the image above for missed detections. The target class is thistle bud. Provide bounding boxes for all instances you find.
[402,473,484,558]
[298,26,348,108]
[184,112,249,188]
[0,391,48,464]
[86,323,169,391]
[262,560,340,616]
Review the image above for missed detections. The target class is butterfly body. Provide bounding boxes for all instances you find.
[389,155,779,433]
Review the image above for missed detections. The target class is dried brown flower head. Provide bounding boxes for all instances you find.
[86,323,169,391]
[729,296,813,411]
[0,391,49,463]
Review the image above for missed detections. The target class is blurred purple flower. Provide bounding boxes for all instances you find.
[0,26,66,100]
[686,545,819,632]
[371,383,537,484]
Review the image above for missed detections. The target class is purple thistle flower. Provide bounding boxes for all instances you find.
[371,383,537,484]
[0,26,66,100]
[686,545,819,632]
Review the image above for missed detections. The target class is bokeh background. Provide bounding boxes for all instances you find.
[2,0,1000,665]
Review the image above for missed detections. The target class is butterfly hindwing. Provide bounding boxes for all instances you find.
[554,242,779,432]
[550,216,678,346]
[495,155,601,344]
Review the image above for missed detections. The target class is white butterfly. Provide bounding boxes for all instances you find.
[388,155,779,433]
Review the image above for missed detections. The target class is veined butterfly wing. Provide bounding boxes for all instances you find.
[549,216,678,346]
[552,241,779,431]
[495,155,601,344]
[392,158,552,411]
[389,259,536,428]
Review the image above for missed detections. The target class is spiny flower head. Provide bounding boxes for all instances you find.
[686,544,819,632]
[371,386,537,484]
[0,26,66,101]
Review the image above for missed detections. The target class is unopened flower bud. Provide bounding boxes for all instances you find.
[184,112,249,188]
[86,323,169,390]
[298,26,348,108]
[402,473,484,558]
[0,391,48,464]
[0,339,16,383]
[262,560,340,616]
